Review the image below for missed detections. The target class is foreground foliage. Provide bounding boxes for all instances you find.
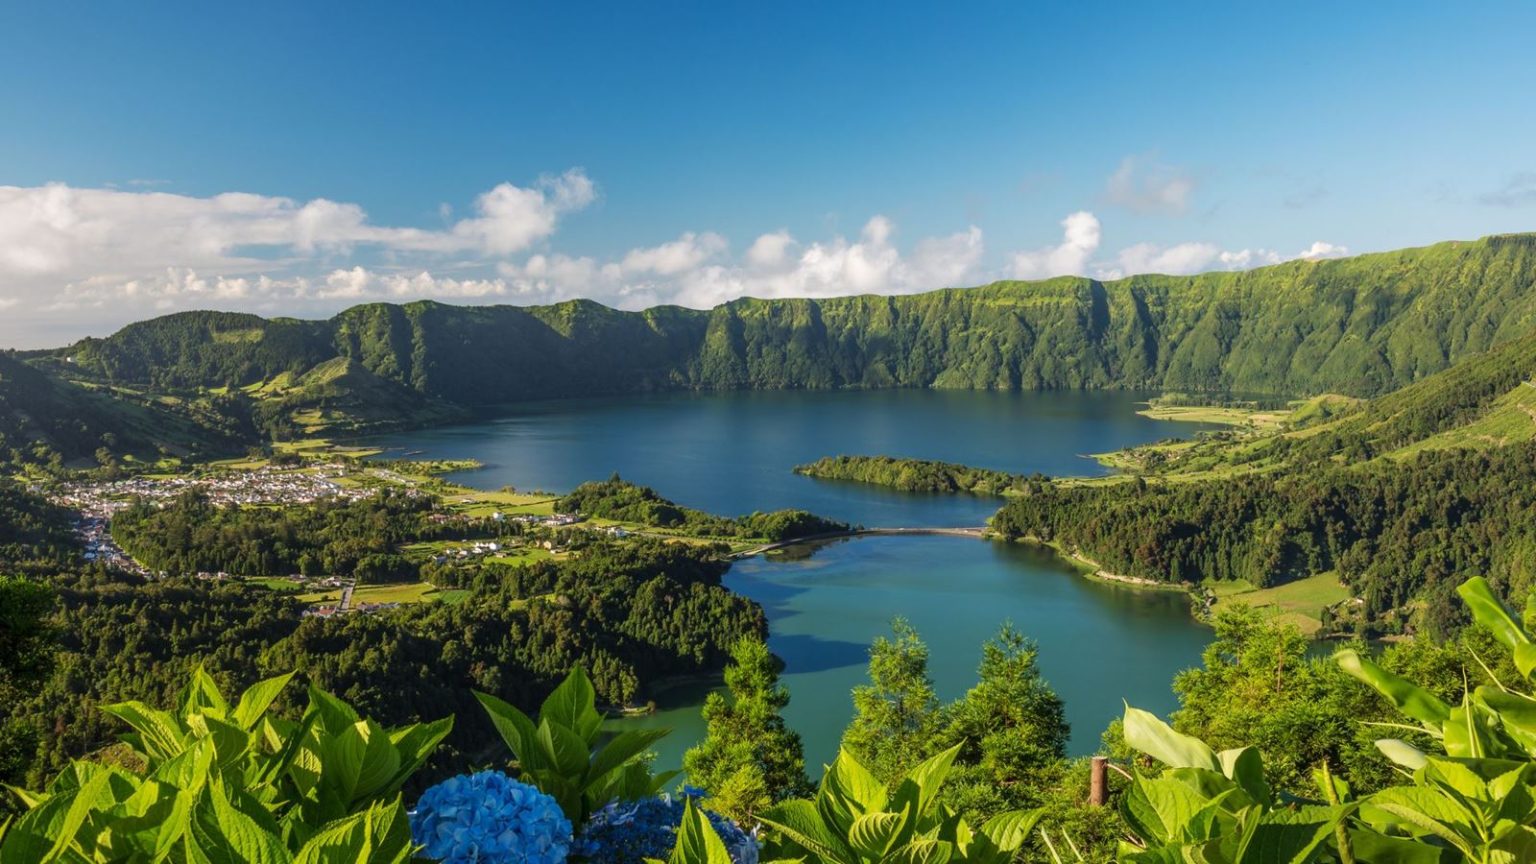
[0,666,451,862]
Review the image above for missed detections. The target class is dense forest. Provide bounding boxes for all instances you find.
[0,482,764,796]
[795,455,1039,495]
[112,489,435,582]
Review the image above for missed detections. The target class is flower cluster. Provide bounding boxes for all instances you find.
[575,788,757,864]
[410,771,573,864]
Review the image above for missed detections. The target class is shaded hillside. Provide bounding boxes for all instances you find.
[59,234,1536,413]
[0,353,245,468]
[992,325,1536,636]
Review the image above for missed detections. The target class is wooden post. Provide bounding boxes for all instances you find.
[1089,756,1108,806]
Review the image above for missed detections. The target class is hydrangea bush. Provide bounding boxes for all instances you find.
[411,771,574,864]
[575,788,758,864]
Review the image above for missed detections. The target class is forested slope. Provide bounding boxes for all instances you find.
[63,234,1536,405]
[992,324,1536,636]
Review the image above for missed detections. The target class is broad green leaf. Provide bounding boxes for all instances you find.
[232,673,294,731]
[540,668,599,741]
[1360,787,1477,856]
[179,665,231,721]
[1335,650,1452,726]
[536,719,590,778]
[303,685,360,736]
[668,799,736,864]
[759,799,856,864]
[977,809,1044,852]
[589,728,670,783]
[1346,827,1445,864]
[884,837,953,864]
[347,720,401,803]
[1458,577,1530,657]
[848,812,906,860]
[1218,746,1271,807]
[381,716,452,794]
[197,779,291,864]
[1244,804,1352,864]
[1121,774,1220,845]
[1122,704,1220,772]
[101,701,187,763]
[901,743,961,817]
[473,691,543,769]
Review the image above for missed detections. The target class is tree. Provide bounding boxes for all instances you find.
[683,638,812,823]
[0,576,56,797]
[933,624,1068,816]
[840,618,939,785]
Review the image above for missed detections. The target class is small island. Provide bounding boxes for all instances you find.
[793,454,1042,496]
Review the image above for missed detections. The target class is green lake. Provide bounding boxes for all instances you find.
[372,389,1214,771]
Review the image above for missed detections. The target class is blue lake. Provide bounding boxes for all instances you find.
[371,389,1212,770]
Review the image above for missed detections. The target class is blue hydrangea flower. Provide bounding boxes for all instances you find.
[574,788,758,864]
[410,771,573,864]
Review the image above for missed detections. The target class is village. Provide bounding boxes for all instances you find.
[35,460,654,619]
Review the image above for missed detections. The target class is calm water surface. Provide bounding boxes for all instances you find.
[370,389,1212,769]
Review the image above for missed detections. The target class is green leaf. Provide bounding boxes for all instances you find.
[589,729,670,784]
[884,837,953,864]
[303,685,360,737]
[474,691,543,769]
[759,799,856,864]
[231,673,294,732]
[977,809,1044,852]
[293,800,414,864]
[540,668,599,742]
[900,743,961,817]
[101,701,187,763]
[668,799,736,864]
[536,719,590,778]
[1335,650,1452,727]
[1218,747,1271,807]
[1119,774,1216,845]
[848,812,906,860]
[194,779,292,864]
[1346,827,1446,864]
[1458,577,1531,657]
[1122,704,1220,772]
[180,665,232,721]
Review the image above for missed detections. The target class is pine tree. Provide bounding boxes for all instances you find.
[935,624,1068,816]
[683,638,812,824]
[840,618,939,784]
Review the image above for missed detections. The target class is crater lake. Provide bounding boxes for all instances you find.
[369,389,1213,771]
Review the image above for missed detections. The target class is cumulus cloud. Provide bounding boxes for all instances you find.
[1104,155,1197,215]
[0,169,595,284]
[1010,212,1100,279]
[1096,236,1347,278]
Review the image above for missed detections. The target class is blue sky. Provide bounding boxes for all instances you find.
[2,1,1535,346]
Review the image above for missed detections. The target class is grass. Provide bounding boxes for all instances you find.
[1137,404,1290,429]
[297,581,456,606]
[1207,571,1352,635]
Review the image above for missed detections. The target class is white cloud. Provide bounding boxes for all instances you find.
[1094,236,1346,278]
[0,169,595,285]
[1296,240,1349,259]
[621,232,728,276]
[1104,155,1197,215]
[1010,211,1100,279]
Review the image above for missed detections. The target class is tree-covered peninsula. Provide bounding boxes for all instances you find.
[794,455,1035,495]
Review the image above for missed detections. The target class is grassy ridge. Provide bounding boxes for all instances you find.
[61,233,1536,409]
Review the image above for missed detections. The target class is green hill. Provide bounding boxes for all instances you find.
[57,234,1536,412]
[992,324,1536,637]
